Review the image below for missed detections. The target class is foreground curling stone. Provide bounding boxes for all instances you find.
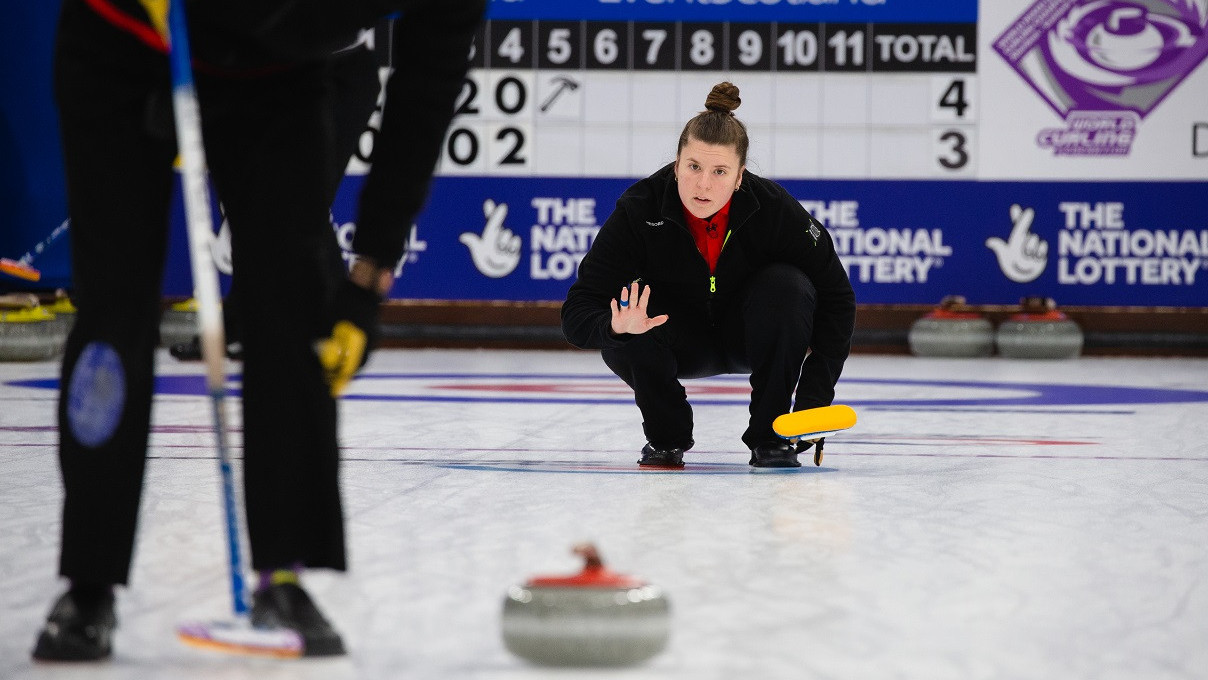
[908,296,994,358]
[502,544,670,666]
[160,298,198,347]
[45,291,76,347]
[996,297,1083,359]
[0,298,62,361]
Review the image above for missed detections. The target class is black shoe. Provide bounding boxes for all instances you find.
[638,442,688,468]
[749,442,802,469]
[250,583,345,657]
[32,588,116,662]
[169,336,203,361]
[169,336,244,361]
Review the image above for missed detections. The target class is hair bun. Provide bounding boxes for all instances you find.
[703,82,741,115]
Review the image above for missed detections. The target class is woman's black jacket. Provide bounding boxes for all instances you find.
[562,162,856,409]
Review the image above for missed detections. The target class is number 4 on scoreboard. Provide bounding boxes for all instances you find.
[497,27,526,65]
[940,79,969,117]
[932,76,975,122]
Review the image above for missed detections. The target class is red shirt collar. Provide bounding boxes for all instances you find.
[682,199,732,235]
[681,199,732,273]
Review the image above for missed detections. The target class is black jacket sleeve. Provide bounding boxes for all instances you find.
[769,186,855,409]
[560,194,647,350]
[352,0,486,267]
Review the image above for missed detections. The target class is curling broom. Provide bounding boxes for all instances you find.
[160,0,303,657]
[772,404,858,466]
[772,405,857,441]
[0,219,71,282]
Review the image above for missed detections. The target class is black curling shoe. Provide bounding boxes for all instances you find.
[638,442,687,468]
[749,442,802,469]
[169,335,244,361]
[251,583,346,657]
[32,588,116,662]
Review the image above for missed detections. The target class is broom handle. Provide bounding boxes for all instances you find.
[166,0,249,617]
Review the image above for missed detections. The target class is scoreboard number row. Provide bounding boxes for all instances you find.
[450,72,975,123]
[474,21,976,73]
[439,121,976,176]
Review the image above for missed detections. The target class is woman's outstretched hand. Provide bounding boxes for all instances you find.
[610,281,669,336]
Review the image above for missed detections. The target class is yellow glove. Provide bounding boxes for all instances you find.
[317,320,368,396]
[317,266,388,396]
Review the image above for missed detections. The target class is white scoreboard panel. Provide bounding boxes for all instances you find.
[439,15,979,179]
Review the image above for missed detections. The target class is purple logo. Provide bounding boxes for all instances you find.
[994,0,1208,156]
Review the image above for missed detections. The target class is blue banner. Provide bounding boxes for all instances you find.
[158,175,1200,308]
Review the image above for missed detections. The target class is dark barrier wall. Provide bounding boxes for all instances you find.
[0,3,69,290]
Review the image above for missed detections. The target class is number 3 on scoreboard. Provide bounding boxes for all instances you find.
[936,130,970,171]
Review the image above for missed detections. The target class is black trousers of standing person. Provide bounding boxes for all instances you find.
[54,0,345,585]
[602,264,817,452]
[201,65,346,573]
[212,41,380,348]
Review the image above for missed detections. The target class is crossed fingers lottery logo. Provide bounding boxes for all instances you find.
[993,0,1208,156]
[987,204,1049,284]
[460,199,521,278]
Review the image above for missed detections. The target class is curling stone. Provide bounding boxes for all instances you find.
[996,297,1083,359]
[502,543,670,667]
[45,290,76,348]
[160,298,198,347]
[0,294,62,361]
[907,296,994,358]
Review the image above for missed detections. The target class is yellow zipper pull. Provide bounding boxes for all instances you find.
[709,275,716,293]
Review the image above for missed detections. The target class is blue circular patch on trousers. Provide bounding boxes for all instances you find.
[67,341,126,447]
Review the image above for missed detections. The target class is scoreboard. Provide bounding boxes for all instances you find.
[168,0,1208,308]
[439,14,979,180]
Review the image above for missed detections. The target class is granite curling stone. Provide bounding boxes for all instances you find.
[995,297,1083,359]
[159,298,198,347]
[0,294,62,361]
[502,543,670,667]
[45,290,76,349]
[908,296,994,358]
